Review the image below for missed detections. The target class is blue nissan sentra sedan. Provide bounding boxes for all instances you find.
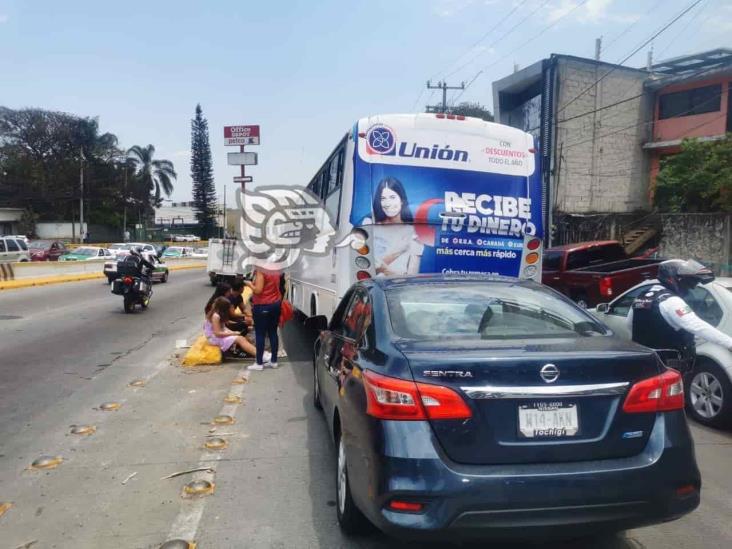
[310,274,700,542]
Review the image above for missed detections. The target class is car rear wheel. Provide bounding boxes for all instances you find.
[161,272,169,283]
[335,426,369,535]
[686,360,732,428]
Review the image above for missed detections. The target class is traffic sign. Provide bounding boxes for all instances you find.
[224,125,260,146]
[234,176,253,183]
[227,152,258,166]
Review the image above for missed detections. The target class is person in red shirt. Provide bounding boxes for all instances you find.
[245,269,283,370]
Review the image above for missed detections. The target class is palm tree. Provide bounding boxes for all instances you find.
[127,144,177,206]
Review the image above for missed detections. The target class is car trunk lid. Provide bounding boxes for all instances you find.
[398,336,661,465]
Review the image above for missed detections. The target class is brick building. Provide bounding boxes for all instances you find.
[492,49,732,248]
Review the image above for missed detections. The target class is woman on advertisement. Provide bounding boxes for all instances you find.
[362,177,424,276]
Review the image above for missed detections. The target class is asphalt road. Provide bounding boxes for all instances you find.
[0,277,731,548]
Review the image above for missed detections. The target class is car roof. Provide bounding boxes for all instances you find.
[369,273,533,291]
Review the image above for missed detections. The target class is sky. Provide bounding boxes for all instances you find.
[1,0,731,204]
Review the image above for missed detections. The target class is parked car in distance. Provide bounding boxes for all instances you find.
[542,240,662,308]
[172,234,200,242]
[311,274,700,541]
[6,234,29,245]
[59,246,112,261]
[0,236,31,262]
[162,246,192,259]
[28,240,68,261]
[191,247,208,259]
[591,277,732,428]
[108,242,157,259]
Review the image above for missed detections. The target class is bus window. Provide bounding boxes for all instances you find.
[308,173,321,199]
[325,149,344,224]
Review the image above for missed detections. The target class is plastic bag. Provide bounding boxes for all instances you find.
[182,335,222,366]
[279,300,294,328]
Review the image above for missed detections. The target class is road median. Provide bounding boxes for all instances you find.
[0,261,206,291]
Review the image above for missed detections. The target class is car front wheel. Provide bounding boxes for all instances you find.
[686,360,732,428]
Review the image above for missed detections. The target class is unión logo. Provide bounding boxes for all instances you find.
[364,124,469,162]
[366,125,396,155]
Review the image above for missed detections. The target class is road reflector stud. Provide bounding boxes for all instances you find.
[160,540,196,549]
[31,455,63,470]
[0,502,11,518]
[213,415,234,425]
[129,379,145,387]
[204,438,228,450]
[100,402,121,411]
[231,377,247,385]
[183,480,215,497]
[223,395,241,404]
[70,425,96,436]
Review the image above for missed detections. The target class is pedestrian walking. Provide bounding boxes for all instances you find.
[246,269,282,371]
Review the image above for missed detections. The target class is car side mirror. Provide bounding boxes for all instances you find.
[304,315,328,332]
[596,303,609,314]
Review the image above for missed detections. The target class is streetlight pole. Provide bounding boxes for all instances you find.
[79,148,85,243]
[123,164,128,240]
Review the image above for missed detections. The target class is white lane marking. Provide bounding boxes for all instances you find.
[166,367,251,542]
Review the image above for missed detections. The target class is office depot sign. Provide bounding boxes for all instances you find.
[224,125,260,146]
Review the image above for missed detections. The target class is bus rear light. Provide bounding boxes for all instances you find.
[358,132,366,138]
[356,271,371,281]
[446,114,456,120]
[354,256,370,269]
[357,244,369,255]
[526,238,541,251]
[456,115,465,120]
[435,113,446,119]
[599,276,613,297]
[525,252,539,265]
[528,148,536,153]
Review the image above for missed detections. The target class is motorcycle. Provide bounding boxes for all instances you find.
[111,255,153,313]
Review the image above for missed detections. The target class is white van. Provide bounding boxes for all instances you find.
[0,236,31,262]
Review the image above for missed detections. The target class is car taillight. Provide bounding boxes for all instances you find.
[362,370,472,420]
[123,276,134,285]
[623,369,684,413]
[599,276,613,297]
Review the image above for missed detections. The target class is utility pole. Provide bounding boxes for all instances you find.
[79,148,85,243]
[425,80,465,113]
[222,184,227,239]
[123,164,128,240]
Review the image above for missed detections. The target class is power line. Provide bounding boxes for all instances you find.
[431,0,532,82]
[561,89,725,150]
[450,0,590,105]
[556,0,705,116]
[655,0,711,60]
[602,0,668,53]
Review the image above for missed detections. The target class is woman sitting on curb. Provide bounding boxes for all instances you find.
[204,297,268,361]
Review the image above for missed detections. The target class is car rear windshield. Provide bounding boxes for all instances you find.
[74,247,97,255]
[566,244,626,270]
[110,244,131,250]
[542,251,562,271]
[29,240,52,249]
[386,282,607,340]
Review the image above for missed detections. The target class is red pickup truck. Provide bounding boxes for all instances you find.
[542,240,662,308]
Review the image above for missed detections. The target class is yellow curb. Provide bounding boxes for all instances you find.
[0,263,205,291]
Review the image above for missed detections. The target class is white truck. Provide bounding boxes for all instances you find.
[206,238,250,285]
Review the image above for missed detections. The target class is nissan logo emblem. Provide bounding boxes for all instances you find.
[540,364,560,384]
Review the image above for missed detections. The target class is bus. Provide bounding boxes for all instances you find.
[289,113,543,320]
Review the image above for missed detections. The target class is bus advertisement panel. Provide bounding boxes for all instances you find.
[351,117,542,280]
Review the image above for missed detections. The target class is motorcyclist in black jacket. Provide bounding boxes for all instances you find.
[127,247,155,289]
[630,259,732,368]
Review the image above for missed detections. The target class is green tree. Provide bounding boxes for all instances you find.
[190,104,218,238]
[448,101,494,122]
[655,136,732,212]
[127,144,177,207]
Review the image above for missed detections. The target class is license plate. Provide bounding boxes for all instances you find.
[518,403,579,438]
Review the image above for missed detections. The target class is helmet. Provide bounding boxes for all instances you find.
[657,259,714,295]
